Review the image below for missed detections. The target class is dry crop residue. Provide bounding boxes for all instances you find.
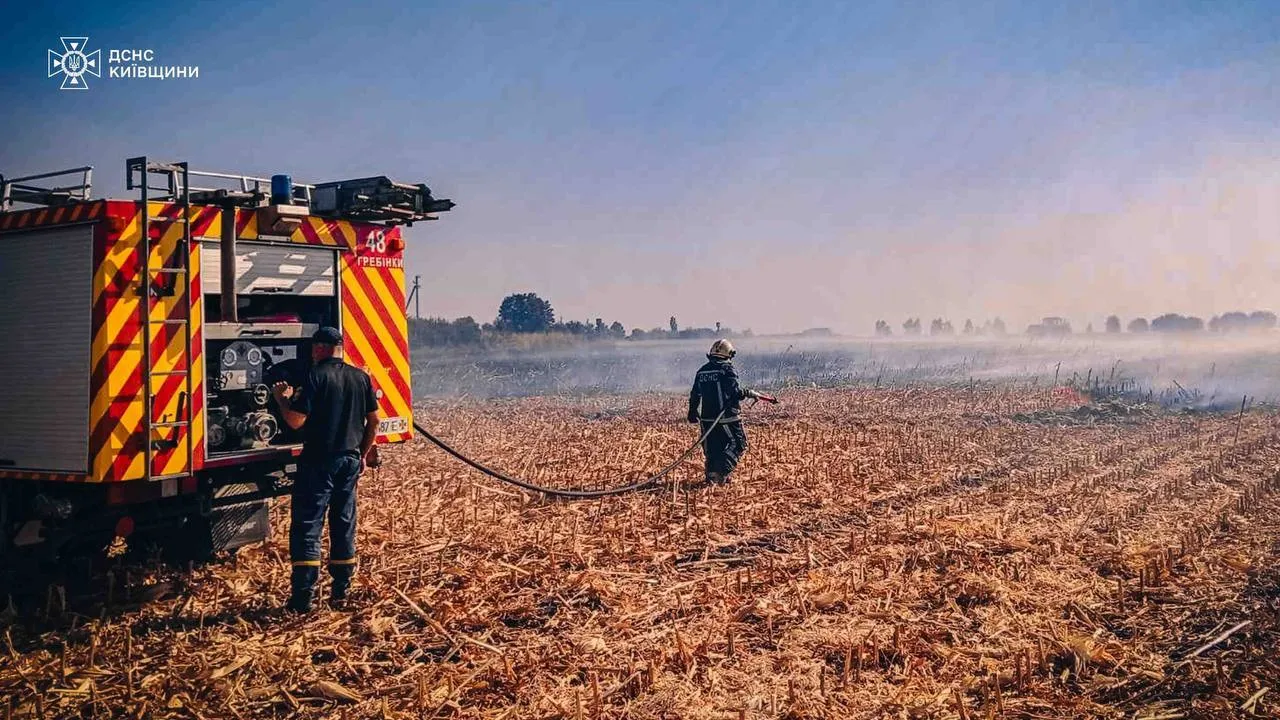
[2,387,1279,719]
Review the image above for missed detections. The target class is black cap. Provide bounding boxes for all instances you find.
[313,326,343,345]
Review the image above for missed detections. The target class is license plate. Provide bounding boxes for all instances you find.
[378,416,409,435]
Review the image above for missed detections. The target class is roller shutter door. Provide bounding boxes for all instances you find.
[0,225,92,472]
[201,242,336,297]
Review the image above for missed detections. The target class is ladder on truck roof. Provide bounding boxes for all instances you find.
[0,166,93,212]
[126,157,194,482]
[117,159,454,226]
[132,163,315,207]
[3,158,456,225]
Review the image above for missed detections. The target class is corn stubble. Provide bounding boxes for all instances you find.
[3,387,1279,718]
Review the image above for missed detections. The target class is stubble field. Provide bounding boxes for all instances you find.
[3,379,1280,718]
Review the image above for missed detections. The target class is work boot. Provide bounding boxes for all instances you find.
[329,584,350,610]
[285,593,314,614]
[288,565,319,614]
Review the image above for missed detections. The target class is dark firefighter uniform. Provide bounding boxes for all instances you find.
[273,327,379,613]
[687,340,759,484]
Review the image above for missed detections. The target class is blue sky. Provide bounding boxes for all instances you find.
[3,1,1279,334]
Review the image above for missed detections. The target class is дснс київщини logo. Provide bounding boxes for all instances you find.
[48,37,100,90]
[45,39,198,88]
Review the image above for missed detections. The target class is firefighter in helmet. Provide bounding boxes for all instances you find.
[687,339,765,485]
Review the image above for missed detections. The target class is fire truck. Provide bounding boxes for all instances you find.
[0,158,452,565]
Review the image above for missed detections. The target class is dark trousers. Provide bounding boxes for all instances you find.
[290,453,361,602]
[701,420,748,480]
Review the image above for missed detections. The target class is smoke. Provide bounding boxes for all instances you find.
[411,334,1280,411]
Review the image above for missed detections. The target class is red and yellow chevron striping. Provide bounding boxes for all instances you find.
[219,208,355,248]
[340,224,412,443]
[89,201,201,481]
[7,198,408,484]
[0,201,104,231]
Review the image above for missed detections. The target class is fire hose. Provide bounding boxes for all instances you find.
[412,395,778,499]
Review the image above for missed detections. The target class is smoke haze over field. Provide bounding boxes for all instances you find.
[412,335,1280,411]
[2,2,1279,334]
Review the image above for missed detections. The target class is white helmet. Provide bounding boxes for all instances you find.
[708,339,736,359]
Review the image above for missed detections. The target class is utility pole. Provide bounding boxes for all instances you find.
[406,275,421,318]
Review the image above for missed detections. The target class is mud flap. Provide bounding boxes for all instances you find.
[210,481,270,553]
[209,500,269,553]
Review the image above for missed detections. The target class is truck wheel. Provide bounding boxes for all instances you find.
[162,515,216,566]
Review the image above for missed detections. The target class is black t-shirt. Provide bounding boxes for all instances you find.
[292,358,378,459]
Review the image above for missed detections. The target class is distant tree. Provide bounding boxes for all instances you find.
[451,316,481,344]
[1210,311,1248,332]
[670,316,679,334]
[610,321,625,338]
[594,318,606,335]
[715,322,722,333]
[930,318,954,336]
[408,317,452,346]
[1105,315,1121,334]
[1128,317,1149,333]
[1212,310,1277,332]
[409,316,485,347]
[1151,313,1203,333]
[902,318,922,335]
[677,326,722,340]
[1150,314,1176,332]
[991,317,1007,335]
[1248,310,1277,330]
[963,319,974,335]
[874,320,892,337]
[496,293,555,333]
[1086,323,1094,334]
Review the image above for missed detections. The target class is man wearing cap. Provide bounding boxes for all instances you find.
[271,326,379,613]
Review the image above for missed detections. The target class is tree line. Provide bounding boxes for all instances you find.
[872,311,1278,337]
[878,318,1008,337]
[408,292,750,348]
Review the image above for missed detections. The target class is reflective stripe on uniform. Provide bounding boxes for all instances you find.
[292,560,322,567]
[329,557,358,565]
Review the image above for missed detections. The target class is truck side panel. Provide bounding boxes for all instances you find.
[17,201,405,484]
[145,202,202,479]
[0,224,93,473]
[91,201,206,482]
[190,236,207,472]
[338,225,412,443]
